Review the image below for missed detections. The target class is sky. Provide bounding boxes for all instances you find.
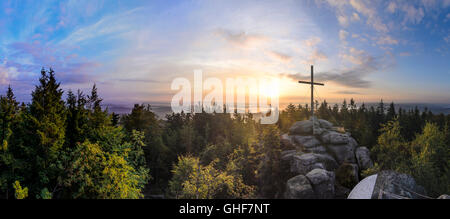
[0,0,449,107]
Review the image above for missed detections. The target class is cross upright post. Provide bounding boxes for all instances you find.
[311,65,314,118]
[298,65,325,134]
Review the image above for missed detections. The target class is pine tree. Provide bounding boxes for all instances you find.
[86,84,110,140]
[257,125,283,198]
[0,86,19,198]
[387,102,396,121]
[25,68,66,196]
[65,90,89,148]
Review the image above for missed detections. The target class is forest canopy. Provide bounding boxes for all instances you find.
[0,69,448,199]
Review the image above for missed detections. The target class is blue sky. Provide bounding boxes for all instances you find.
[0,0,449,105]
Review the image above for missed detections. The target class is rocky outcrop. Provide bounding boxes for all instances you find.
[285,175,316,199]
[327,143,356,164]
[290,153,338,175]
[355,147,373,171]
[306,168,336,199]
[282,117,374,199]
[371,171,427,199]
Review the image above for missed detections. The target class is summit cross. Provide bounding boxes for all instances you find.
[298,65,325,119]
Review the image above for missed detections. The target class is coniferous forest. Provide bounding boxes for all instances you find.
[0,69,448,199]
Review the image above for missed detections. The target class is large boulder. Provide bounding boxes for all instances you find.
[281,134,295,149]
[326,144,356,164]
[289,118,333,136]
[320,131,351,145]
[306,168,336,199]
[318,119,333,129]
[280,150,302,162]
[289,120,313,135]
[335,163,359,188]
[293,135,321,149]
[371,171,427,199]
[303,145,327,154]
[355,147,373,171]
[290,153,338,175]
[285,175,316,199]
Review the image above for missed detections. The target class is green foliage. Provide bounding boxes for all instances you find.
[122,104,169,193]
[169,155,198,198]
[371,119,412,171]
[361,163,381,179]
[409,123,449,196]
[371,121,450,197]
[37,188,52,199]
[0,69,150,199]
[169,155,255,199]
[63,141,147,199]
[257,125,285,198]
[13,181,28,199]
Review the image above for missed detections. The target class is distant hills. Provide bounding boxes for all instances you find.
[105,102,450,118]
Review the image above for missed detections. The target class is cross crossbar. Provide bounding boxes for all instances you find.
[298,81,324,86]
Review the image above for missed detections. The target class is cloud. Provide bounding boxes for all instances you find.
[349,0,388,32]
[215,29,268,48]
[340,47,369,65]
[387,2,397,13]
[318,0,389,33]
[286,65,373,88]
[58,7,142,46]
[6,41,100,85]
[377,35,399,45]
[401,4,425,24]
[399,52,412,56]
[302,49,328,65]
[338,15,349,26]
[303,37,321,47]
[339,30,349,41]
[421,0,437,11]
[285,47,391,88]
[445,0,450,7]
[266,51,292,63]
[351,12,360,21]
[0,66,16,85]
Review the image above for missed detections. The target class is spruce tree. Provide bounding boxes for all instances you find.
[26,68,66,196]
[0,86,19,198]
[87,84,110,139]
[65,90,89,148]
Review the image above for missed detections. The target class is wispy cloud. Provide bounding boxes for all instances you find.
[266,51,292,63]
[285,47,393,88]
[215,29,269,48]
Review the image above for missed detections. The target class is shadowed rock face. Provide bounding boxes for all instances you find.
[306,168,335,199]
[290,153,338,175]
[370,171,427,199]
[355,147,373,171]
[282,118,374,199]
[285,175,316,199]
